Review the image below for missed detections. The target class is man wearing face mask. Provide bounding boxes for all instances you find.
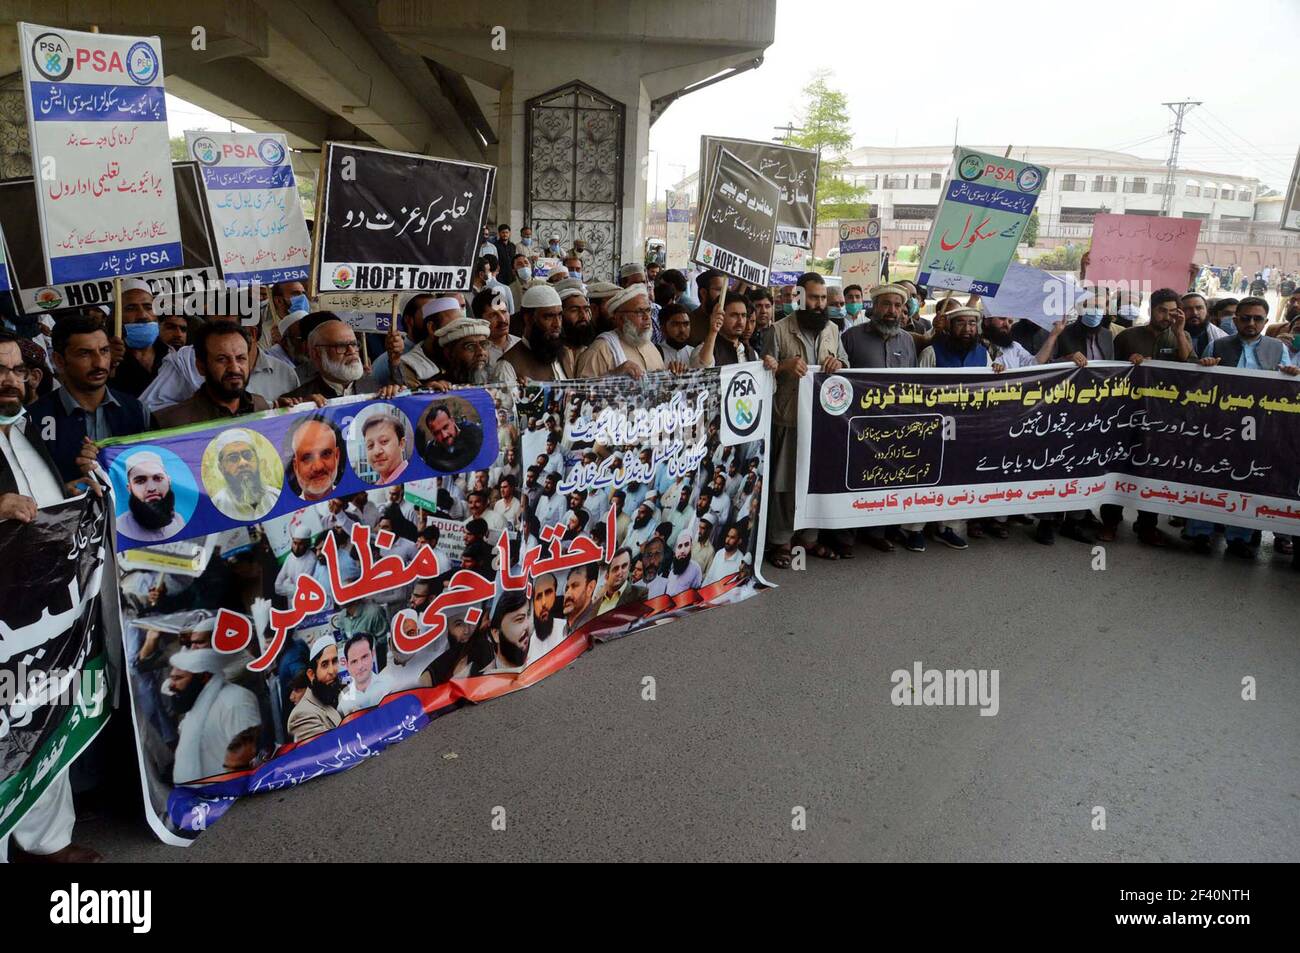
[896,280,932,333]
[1040,294,1115,364]
[762,272,849,567]
[110,278,169,397]
[1180,292,1226,357]
[1209,297,1239,334]
[842,284,868,329]
[825,284,848,330]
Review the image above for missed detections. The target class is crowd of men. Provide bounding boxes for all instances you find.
[4,215,1300,861]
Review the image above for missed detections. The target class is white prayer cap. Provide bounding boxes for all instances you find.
[308,633,336,661]
[607,283,648,315]
[619,261,645,279]
[170,647,225,676]
[124,450,166,478]
[212,428,257,453]
[120,278,153,296]
[37,313,57,332]
[290,524,313,540]
[545,269,570,283]
[190,615,217,634]
[585,281,620,300]
[279,307,310,336]
[434,315,491,345]
[870,283,910,301]
[675,527,692,546]
[553,277,586,296]
[421,297,461,321]
[558,285,588,301]
[521,284,562,309]
[945,307,982,322]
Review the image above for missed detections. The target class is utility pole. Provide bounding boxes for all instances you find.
[1160,100,1202,215]
[773,122,803,144]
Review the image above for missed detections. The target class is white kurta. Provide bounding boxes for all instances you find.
[173,679,261,784]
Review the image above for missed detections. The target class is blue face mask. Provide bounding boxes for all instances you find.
[570,271,583,281]
[517,266,532,282]
[124,321,160,349]
[1080,309,1104,328]
[520,238,532,247]
[907,299,920,317]
[829,306,846,319]
[781,302,795,314]
[289,293,310,314]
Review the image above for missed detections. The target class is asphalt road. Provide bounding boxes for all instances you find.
[82,517,1299,862]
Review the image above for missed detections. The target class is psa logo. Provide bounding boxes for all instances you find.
[819,375,853,416]
[866,219,881,238]
[30,33,159,85]
[257,138,286,166]
[957,153,1044,193]
[332,265,354,289]
[724,369,763,439]
[191,136,221,166]
[30,32,73,81]
[701,245,715,264]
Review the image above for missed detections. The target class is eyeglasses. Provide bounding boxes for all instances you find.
[1238,314,1267,323]
[317,342,360,354]
[0,364,31,382]
[221,449,256,463]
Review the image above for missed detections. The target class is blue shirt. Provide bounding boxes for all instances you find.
[1239,338,1292,370]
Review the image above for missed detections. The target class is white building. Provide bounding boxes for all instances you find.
[839,145,1259,236]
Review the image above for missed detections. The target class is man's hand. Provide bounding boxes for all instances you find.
[614,360,646,380]
[1281,365,1300,377]
[667,361,688,374]
[777,355,808,379]
[1171,306,1187,334]
[420,380,453,392]
[992,362,1006,373]
[1066,352,1088,368]
[277,394,326,409]
[1198,357,1221,366]
[762,355,778,372]
[821,355,845,374]
[1050,318,1068,336]
[708,308,724,338]
[1188,262,1201,289]
[1129,354,1145,365]
[0,493,37,523]
[108,335,125,371]
[384,327,404,363]
[376,384,404,400]
[75,436,99,477]
[1079,250,1090,279]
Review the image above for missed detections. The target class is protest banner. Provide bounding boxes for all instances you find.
[665,188,691,270]
[699,136,819,248]
[838,218,881,287]
[186,131,311,285]
[313,143,495,295]
[986,261,1090,330]
[771,243,810,286]
[1087,213,1202,295]
[795,363,1300,531]
[917,148,1047,296]
[19,23,184,285]
[99,365,772,844]
[1281,147,1300,233]
[691,148,779,286]
[0,163,220,315]
[333,310,393,333]
[0,494,112,843]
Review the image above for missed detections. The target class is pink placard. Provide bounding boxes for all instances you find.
[1087,213,1201,294]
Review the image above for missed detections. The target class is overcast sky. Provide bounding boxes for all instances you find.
[168,0,1300,200]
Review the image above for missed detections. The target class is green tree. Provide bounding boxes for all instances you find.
[169,135,186,161]
[1024,208,1040,247]
[784,70,869,224]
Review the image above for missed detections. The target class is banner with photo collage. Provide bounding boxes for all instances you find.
[97,364,773,844]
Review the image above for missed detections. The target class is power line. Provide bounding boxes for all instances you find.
[1184,115,1289,183]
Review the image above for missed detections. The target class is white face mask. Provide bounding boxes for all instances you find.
[517,266,532,282]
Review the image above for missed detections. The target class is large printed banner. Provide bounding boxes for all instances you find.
[0,494,111,842]
[19,23,184,284]
[314,143,495,294]
[918,148,1047,297]
[0,163,219,315]
[186,131,311,285]
[99,366,772,844]
[796,363,1300,531]
[691,148,779,286]
[699,136,819,248]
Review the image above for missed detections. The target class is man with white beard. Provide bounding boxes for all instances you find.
[165,647,262,784]
[576,283,665,378]
[281,318,385,403]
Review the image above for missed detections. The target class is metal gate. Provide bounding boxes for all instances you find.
[525,81,624,283]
